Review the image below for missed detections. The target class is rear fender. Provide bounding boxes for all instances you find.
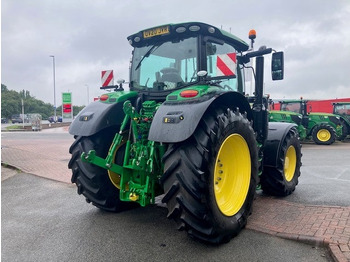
[69,92,138,137]
[263,122,297,167]
[148,92,252,143]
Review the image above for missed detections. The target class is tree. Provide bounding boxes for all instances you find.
[1,83,54,119]
[2,83,86,120]
[1,84,22,118]
[1,84,8,92]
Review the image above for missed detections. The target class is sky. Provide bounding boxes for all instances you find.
[1,0,350,106]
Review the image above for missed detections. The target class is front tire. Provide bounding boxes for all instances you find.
[161,107,258,244]
[68,128,136,212]
[312,124,336,145]
[261,127,302,196]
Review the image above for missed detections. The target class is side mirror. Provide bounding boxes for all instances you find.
[271,51,284,80]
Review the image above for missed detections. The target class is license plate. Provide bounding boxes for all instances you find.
[143,26,170,38]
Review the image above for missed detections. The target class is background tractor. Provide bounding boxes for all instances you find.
[269,99,343,145]
[68,22,302,244]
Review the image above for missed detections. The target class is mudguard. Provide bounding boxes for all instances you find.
[148,92,252,143]
[263,122,297,167]
[69,91,138,137]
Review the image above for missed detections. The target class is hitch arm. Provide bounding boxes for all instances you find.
[81,150,123,174]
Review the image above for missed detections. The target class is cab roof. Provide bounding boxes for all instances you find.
[280,100,306,103]
[127,22,249,52]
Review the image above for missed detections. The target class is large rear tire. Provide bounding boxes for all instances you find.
[161,107,258,244]
[311,124,336,145]
[68,128,137,212]
[261,127,301,196]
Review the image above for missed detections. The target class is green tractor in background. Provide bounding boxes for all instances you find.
[269,99,343,145]
[68,22,302,244]
[332,101,350,139]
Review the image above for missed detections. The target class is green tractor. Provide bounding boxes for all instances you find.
[68,22,302,244]
[268,109,307,140]
[269,99,343,145]
[332,101,350,139]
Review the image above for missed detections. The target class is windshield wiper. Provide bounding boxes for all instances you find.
[135,44,161,70]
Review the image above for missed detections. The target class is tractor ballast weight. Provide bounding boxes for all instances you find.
[69,22,302,244]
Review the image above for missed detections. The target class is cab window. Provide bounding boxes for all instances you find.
[130,37,198,90]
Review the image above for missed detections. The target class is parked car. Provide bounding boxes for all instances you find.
[1,118,8,123]
[11,114,23,123]
[48,116,63,123]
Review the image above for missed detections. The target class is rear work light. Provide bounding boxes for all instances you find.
[180,90,199,98]
[100,94,109,101]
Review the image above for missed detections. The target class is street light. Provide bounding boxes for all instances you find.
[86,84,89,105]
[21,99,24,128]
[49,55,57,122]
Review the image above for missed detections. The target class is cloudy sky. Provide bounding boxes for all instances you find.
[2,0,350,106]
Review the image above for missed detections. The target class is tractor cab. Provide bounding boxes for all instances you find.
[333,102,350,121]
[280,100,308,115]
[280,100,309,127]
[127,22,249,101]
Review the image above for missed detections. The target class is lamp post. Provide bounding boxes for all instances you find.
[21,99,24,128]
[49,55,57,122]
[86,84,90,105]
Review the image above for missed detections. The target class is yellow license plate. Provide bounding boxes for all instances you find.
[143,26,170,38]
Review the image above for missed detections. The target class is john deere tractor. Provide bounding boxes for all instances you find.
[269,99,343,145]
[68,22,302,244]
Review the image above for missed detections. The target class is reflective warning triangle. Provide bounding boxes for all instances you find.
[216,53,237,77]
[101,70,114,87]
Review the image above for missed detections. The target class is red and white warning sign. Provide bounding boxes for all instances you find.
[101,70,114,87]
[216,53,237,77]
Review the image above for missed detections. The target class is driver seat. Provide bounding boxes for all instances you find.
[160,67,184,89]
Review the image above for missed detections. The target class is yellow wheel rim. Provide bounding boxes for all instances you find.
[214,134,251,216]
[317,129,331,142]
[284,145,296,182]
[107,140,126,189]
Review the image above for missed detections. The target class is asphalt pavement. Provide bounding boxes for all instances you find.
[285,141,350,207]
[2,169,331,262]
[2,127,350,261]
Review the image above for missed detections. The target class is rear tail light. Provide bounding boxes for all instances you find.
[100,94,109,101]
[180,90,198,98]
